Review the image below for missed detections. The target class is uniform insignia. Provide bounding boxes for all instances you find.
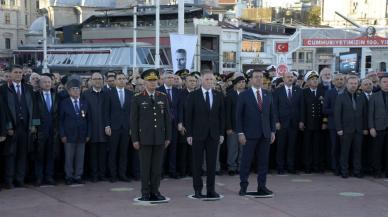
[135,92,142,96]
[157,101,164,105]
[141,101,149,105]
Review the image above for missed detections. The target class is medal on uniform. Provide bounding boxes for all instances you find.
[81,110,85,118]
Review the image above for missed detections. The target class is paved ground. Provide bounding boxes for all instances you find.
[1,173,388,217]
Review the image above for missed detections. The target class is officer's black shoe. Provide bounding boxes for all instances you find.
[74,179,85,184]
[228,170,236,176]
[4,182,14,189]
[238,186,247,196]
[65,178,73,185]
[277,170,285,175]
[193,190,205,199]
[119,176,131,182]
[257,186,274,198]
[169,173,180,179]
[341,173,349,179]
[109,177,117,183]
[45,178,56,186]
[14,181,25,188]
[151,193,166,201]
[354,173,363,178]
[139,194,151,201]
[206,191,220,198]
[35,179,42,187]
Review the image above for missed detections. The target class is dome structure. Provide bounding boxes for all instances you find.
[51,0,116,7]
[28,16,46,34]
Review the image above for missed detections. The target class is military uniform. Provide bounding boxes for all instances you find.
[130,69,172,201]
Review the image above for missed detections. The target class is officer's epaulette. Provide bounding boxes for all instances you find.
[156,91,166,96]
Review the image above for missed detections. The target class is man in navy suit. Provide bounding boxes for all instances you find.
[273,71,303,174]
[185,70,225,199]
[323,73,345,175]
[236,70,276,197]
[59,79,90,185]
[33,75,58,186]
[157,71,181,178]
[105,72,133,182]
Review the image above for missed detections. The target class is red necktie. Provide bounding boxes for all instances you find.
[257,90,262,112]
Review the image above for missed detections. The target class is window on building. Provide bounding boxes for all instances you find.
[5,38,11,49]
[242,40,264,52]
[292,52,297,63]
[306,52,313,63]
[10,0,15,6]
[298,52,304,63]
[1,0,5,5]
[25,15,28,25]
[380,62,386,72]
[223,51,236,68]
[5,13,11,24]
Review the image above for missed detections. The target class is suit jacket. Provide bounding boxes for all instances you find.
[59,97,90,143]
[323,88,342,130]
[273,85,303,129]
[178,89,190,125]
[225,89,240,131]
[33,90,59,139]
[106,88,133,131]
[130,90,172,145]
[300,87,325,130]
[0,96,7,137]
[157,85,181,122]
[0,83,37,130]
[185,88,225,140]
[82,89,109,143]
[334,90,368,133]
[368,91,388,130]
[236,88,275,139]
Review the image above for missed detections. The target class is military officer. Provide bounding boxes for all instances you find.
[300,71,327,173]
[130,69,172,201]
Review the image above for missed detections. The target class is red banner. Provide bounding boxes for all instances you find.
[303,36,388,47]
[275,42,289,52]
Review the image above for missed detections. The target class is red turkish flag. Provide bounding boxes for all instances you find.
[276,42,289,53]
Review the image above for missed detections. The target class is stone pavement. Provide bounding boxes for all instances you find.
[1,173,388,217]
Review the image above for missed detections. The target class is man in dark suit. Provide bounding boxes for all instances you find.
[334,76,368,178]
[368,74,388,178]
[185,70,225,199]
[83,72,109,182]
[360,78,373,174]
[176,70,197,177]
[236,70,276,197]
[323,73,345,175]
[300,71,326,173]
[0,65,37,189]
[105,72,133,182]
[157,71,181,178]
[273,71,303,174]
[59,79,90,185]
[131,69,171,201]
[225,74,246,176]
[33,75,58,186]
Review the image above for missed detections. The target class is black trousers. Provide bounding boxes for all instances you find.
[164,125,178,175]
[192,136,218,193]
[35,133,54,181]
[88,142,107,179]
[303,129,322,171]
[339,133,363,175]
[329,129,340,173]
[371,129,388,175]
[177,134,192,176]
[108,129,129,178]
[4,125,28,184]
[139,145,164,195]
[128,142,140,179]
[240,137,271,189]
[276,127,297,171]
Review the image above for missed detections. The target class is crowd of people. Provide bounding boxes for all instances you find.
[0,64,387,199]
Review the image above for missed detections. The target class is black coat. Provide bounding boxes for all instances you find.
[33,90,59,139]
[157,85,181,122]
[334,90,368,133]
[300,87,325,130]
[225,89,239,131]
[185,88,225,140]
[273,86,303,129]
[82,89,109,143]
[0,95,7,137]
[130,90,172,145]
[106,88,133,131]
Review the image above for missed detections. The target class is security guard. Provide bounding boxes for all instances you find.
[300,71,327,173]
[130,69,172,201]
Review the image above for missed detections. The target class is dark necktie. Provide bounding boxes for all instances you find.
[167,88,172,102]
[351,94,357,110]
[150,94,155,104]
[74,100,80,114]
[257,90,262,112]
[205,91,210,110]
[16,84,21,101]
[287,88,292,101]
